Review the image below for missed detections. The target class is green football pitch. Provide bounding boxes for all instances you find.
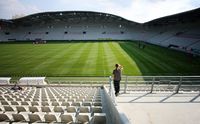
[0,41,199,77]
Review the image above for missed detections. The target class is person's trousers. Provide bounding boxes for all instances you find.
[113,80,120,94]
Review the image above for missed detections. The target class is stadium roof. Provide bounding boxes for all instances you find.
[144,8,200,26]
[0,11,139,26]
[0,8,199,27]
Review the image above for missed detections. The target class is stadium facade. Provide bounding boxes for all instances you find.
[0,8,200,55]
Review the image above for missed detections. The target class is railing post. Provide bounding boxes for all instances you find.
[176,77,182,94]
[150,77,155,93]
[124,76,128,93]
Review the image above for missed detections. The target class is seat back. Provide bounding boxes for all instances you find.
[54,106,64,113]
[0,114,10,122]
[28,114,42,123]
[44,114,57,123]
[91,114,106,124]
[76,115,89,124]
[4,106,14,111]
[12,114,26,122]
[60,114,73,123]
[66,107,76,113]
[29,106,39,113]
[16,106,26,113]
[41,107,51,112]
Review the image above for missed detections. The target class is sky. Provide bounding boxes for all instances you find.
[0,0,200,23]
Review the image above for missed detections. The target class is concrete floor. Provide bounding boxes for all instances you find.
[116,92,200,124]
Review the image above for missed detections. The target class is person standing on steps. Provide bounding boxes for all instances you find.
[112,64,123,96]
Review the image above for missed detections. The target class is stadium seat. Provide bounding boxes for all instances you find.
[0,96,5,101]
[58,98,65,102]
[12,113,26,122]
[16,106,26,113]
[50,98,57,102]
[29,106,39,113]
[42,98,48,101]
[33,98,39,101]
[71,102,81,107]
[41,101,49,106]
[60,114,74,123]
[85,98,93,102]
[76,114,90,124]
[44,114,57,123]
[0,108,3,113]
[79,107,90,113]
[61,102,70,106]
[11,101,19,105]
[51,101,60,106]
[21,101,29,106]
[93,102,102,106]
[31,101,39,106]
[68,98,75,102]
[92,107,102,113]
[94,99,101,102]
[0,113,10,122]
[1,101,9,105]
[28,114,42,123]
[91,113,106,124]
[6,98,13,101]
[24,98,31,101]
[66,107,76,113]
[15,98,22,101]
[41,107,51,113]
[82,102,92,106]
[53,106,64,113]
[4,106,15,112]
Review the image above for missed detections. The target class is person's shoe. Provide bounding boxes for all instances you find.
[116,93,119,96]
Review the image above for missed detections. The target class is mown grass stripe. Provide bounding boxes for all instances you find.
[31,44,72,71]
[82,42,98,75]
[113,42,142,75]
[67,42,94,76]
[96,42,103,75]
[108,42,141,75]
[120,42,172,75]
[102,42,112,76]
[63,43,88,76]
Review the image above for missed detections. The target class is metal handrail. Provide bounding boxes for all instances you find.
[121,76,200,93]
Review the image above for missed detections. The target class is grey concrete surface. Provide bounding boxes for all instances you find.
[116,92,200,124]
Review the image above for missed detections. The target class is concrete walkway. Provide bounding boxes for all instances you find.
[116,92,200,124]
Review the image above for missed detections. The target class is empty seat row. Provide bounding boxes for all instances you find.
[1,101,102,108]
[0,113,106,124]
[2,93,101,99]
[1,98,101,104]
[0,105,103,114]
[1,87,101,101]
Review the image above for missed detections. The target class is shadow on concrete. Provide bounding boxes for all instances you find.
[118,92,200,103]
